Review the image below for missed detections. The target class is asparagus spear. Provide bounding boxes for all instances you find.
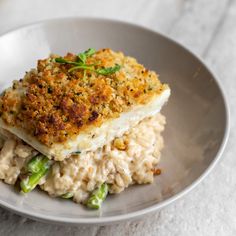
[27,154,50,173]
[20,155,51,193]
[61,192,74,199]
[86,183,109,209]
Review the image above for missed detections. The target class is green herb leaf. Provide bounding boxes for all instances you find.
[55,49,120,77]
[55,58,68,63]
[84,48,96,57]
[96,64,121,75]
[55,58,78,65]
[77,53,86,64]
[77,48,96,64]
[68,65,94,72]
[83,70,87,81]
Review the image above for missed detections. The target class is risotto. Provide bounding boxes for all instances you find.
[0,113,165,204]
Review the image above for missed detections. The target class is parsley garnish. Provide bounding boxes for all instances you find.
[55,48,121,76]
[77,48,96,63]
[96,64,121,75]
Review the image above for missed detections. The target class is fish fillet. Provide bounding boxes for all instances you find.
[0,49,170,160]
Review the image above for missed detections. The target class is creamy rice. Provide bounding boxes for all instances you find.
[0,114,165,204]
[0,130,36,184]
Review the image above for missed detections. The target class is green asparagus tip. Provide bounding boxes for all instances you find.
[86,183,109,209]
[61,192,74,199]
[20,167,49,193]
[20,155,51,193]
[27,154,50,173]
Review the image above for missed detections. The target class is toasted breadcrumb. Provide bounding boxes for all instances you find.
[0,49,168,146]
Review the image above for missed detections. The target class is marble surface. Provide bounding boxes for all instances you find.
[0,0,235,235]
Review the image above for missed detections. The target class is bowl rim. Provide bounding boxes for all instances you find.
[0,17,230,225]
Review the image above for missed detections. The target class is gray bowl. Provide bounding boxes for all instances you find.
[0,18,229,225]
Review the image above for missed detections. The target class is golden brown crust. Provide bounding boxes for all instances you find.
[0,49,167,146]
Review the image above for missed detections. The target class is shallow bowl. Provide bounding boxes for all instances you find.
[0,18,229,225]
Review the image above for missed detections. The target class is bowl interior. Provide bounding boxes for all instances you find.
[0,18,228,224]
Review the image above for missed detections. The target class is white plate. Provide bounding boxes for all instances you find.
[0,18,229,225]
